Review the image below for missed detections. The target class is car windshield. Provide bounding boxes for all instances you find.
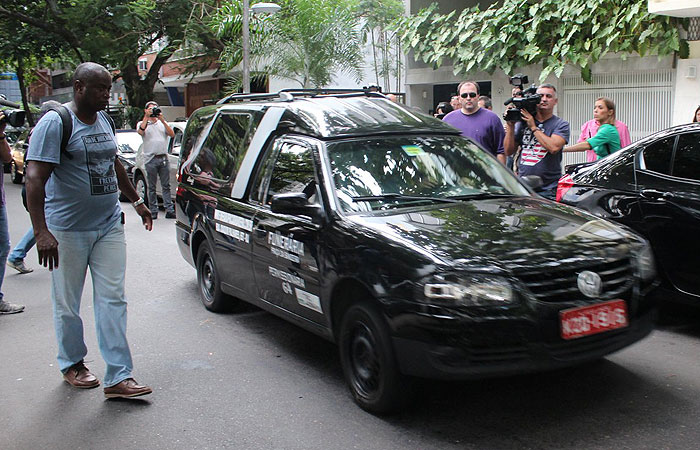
[116,131,142,153]
[326,135,530,213]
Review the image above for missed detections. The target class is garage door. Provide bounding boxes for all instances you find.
[559,70,675,165]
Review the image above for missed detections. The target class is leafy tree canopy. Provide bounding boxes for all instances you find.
[394,0,688,82]
[0,0,222,107]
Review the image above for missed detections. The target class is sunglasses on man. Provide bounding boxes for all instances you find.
[460,92,478,98]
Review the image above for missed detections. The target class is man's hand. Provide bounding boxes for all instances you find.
[521,109,536,130]
[35,229,59,270]
[135,204,153,231]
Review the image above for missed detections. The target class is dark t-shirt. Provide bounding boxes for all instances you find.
[515,115,570,190]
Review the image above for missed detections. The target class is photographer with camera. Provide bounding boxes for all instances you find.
[0,110,25,314]
[504,81,569,200]
[137,101,175,219]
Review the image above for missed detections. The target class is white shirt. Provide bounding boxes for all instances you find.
[141,120,168,163]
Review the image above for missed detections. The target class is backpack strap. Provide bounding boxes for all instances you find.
[47,105,74,160]
[99,110,116,136]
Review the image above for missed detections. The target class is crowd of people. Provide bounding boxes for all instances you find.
[434,81,639,200]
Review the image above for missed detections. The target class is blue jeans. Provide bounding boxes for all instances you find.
[8,226,35,263]
[146,155,174,216]
[0,204,9,300]
[50,220,133,387]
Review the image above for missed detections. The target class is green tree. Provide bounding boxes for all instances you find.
[212,0,364,89]
[0,0,223,107]
[355,0,404,92]
[394,0,688,83]
[0,13,64,125]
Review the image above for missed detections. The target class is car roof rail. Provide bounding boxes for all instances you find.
[217,88,386,104]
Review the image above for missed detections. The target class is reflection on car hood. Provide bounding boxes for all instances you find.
[347,196,641,270]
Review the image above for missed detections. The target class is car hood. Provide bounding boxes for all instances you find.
[346,196,641,272]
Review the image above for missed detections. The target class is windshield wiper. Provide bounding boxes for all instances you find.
[351,193,460,204]
[447,192,517,200]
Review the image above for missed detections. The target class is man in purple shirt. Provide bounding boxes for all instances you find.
[443,81,506,164]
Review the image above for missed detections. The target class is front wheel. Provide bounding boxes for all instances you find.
[196,240,237,312]
[339,302,413,414]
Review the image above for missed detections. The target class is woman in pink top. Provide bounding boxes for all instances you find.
[577,109,631,162]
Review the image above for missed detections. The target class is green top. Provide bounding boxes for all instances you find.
[587,123,621,159]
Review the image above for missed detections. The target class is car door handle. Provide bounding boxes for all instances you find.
[641,189,673,201]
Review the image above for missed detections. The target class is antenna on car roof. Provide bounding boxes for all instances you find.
[217,88,386,104]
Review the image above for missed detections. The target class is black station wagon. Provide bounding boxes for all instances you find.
[175,90,657,413]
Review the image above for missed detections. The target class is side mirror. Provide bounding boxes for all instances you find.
[270,193,324,222]
[521,175,543,190]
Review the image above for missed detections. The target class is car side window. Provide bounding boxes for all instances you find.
[640,136,675,175]
[169,128,183,155]
[254,141,318,206]
[189,112,251,181]
[672,133,700,182]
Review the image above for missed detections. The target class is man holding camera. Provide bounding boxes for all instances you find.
[504,84,570,200]
[0,110,25,314]
[443,81,505,163]
[137,101,175,219]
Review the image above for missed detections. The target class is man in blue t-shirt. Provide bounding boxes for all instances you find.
[26,62,153,399]
[504,83,570,200]
[443,81,505,164]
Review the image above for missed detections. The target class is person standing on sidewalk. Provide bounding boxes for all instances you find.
[26,62,153,398]
[0,110,24,314]
[137,101,175,219]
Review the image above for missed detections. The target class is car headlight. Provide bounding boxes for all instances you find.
[423,274,514,306]
[635,243,656,281]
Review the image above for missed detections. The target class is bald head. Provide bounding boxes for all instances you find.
[72,62,112,114]
[73,62,110,87]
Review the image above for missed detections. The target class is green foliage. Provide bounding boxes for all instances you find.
[394,0,688,82]
[0,0,222,106]
[212,0,364,89]
[355,0,405,91]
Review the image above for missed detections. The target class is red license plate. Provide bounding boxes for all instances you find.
[560,299,628,340]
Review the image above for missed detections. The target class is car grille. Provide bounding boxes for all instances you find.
[517,257,634,302]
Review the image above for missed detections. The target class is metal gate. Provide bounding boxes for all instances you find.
[559,70,675,165]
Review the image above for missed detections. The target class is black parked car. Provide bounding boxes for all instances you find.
[557,123,700,307]
[176,90,657,413]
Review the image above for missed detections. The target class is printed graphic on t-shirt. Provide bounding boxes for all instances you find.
[82,133,117,195]
[520,128,546,166]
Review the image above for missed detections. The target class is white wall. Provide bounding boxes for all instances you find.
[672,41,700,125]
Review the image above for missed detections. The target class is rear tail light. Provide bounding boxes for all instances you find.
[556,174,574,202]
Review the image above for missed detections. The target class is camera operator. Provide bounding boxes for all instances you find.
[504,84,570,200]
[137,101,175,219]
[0,110,25,314]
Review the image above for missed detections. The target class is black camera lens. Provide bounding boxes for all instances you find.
[151,107,161,117]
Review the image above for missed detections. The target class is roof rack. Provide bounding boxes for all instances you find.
[217,88,386,105]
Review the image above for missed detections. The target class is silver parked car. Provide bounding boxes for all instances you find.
[118,121,185,207]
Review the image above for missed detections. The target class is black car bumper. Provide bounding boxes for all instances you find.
[390,302,656,380]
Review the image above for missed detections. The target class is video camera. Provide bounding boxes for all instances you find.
[0,98,26,128]
[503,74,541,122]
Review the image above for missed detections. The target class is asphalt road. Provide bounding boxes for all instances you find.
[1,178,699,450]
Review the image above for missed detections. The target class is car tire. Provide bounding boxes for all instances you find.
[339,302,413,414]
[10,161,22,184]
[134,173,149,207]
[196,240,237,312]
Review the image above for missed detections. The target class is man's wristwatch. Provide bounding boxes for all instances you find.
[133,197,145,208]
[0,133,6,139]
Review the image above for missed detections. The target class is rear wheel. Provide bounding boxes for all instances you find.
[339,302,413,414]
[196,240,237,312]
[10,161,22,184]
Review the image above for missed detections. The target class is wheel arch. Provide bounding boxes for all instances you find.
[330,277,382,342]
